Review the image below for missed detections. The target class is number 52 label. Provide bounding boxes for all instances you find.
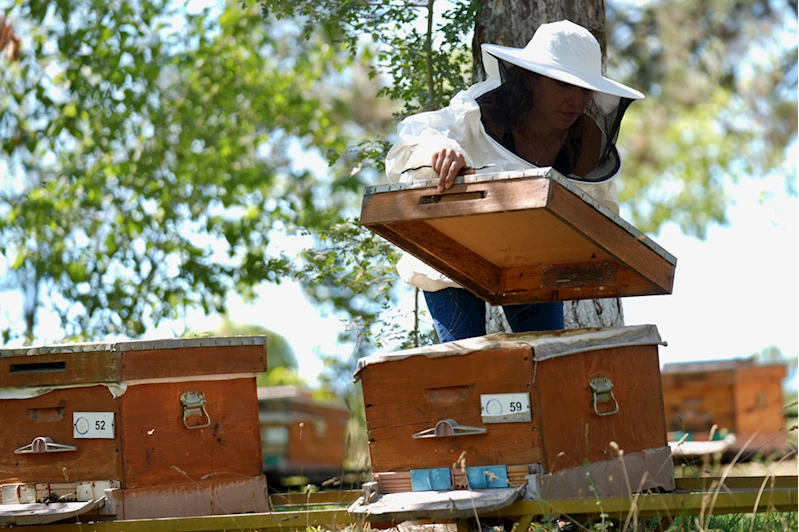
[73,412,115,439]
[480,393,532,423]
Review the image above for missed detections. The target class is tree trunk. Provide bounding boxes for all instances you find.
[486,299,624,332]
[472,0,608,83]
[476,0,624,330]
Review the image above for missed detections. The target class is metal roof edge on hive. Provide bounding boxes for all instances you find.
[353,324,665,379]
[363,168,677,267]
[0,335,267,358]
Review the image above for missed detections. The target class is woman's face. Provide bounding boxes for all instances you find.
[528,74,594,130]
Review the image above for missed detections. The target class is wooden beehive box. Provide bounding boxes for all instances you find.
[0,337,269,525]
[258,385,349,486]
[354,325,675,502]
[661,358,787,451]
[360,169,676,305]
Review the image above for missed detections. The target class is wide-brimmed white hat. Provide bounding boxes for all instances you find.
[481,20,644,100]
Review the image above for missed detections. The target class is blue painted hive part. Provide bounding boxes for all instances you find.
[410,468,452,491]
[465,465,509,489]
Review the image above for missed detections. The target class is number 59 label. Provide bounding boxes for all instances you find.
[480,393,532,423]
[73,412,115,439]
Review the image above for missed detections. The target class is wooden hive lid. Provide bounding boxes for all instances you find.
[661,358,762,374]
[0,336,267,389]
[257,385,349,412]
[354,324,664,379]
[661,357,787,380]
[0,335,266,358]
[361,168,677,305]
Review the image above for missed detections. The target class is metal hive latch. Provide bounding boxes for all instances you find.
[180,390,211,429]
[589,377,619,417]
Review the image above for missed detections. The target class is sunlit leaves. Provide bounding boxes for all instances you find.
[0,1,371,341]
[619,87,751,237]
[607,0,797,236]
[259,0,477,114]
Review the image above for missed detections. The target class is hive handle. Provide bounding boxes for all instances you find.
[418,190,487,205]
[589,377,620,417]
[14,436,77,454]
[412,419,487,439]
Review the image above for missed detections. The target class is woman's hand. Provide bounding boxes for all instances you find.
[431,148,474,193]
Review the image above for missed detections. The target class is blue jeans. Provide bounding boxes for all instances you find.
[423,288,564,343]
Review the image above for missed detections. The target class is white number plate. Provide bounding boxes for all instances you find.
[73,412,115,439]
[480,393,532,423]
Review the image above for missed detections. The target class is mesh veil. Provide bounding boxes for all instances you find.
[478,58,636,183]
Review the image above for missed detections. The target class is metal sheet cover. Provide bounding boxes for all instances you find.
[355,324,665,378]
[0,335,266,358]
[0,499,104,526]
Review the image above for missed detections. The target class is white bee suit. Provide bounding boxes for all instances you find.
[384,79,622,293]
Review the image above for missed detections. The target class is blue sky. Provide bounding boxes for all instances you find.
[162,155,797,388]
[189,0,796,387]
[622,170,797,376]
[7,136,793,388]
[7,150,793,390]
[1,0,795,390]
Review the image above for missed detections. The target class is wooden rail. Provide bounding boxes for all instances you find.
[505,475,799,517]
[7,476,796,531]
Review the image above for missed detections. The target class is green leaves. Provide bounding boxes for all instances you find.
[259,0,474,115]
[607,0,797,236]
[5,0,792,352]
[0,1,378,341]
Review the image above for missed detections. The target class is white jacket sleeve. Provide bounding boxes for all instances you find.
[381,79,622,292]
[385,104,481,184]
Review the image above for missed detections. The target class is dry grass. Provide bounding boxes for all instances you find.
[675,458,798,479]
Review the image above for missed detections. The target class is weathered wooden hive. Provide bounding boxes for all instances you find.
[661,358,788,452]
[258,385,350,486]
[349,326,676,521]
[352,168,681,520]
[0,336,269,525]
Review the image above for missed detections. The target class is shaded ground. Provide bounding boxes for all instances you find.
[674,454,797,479]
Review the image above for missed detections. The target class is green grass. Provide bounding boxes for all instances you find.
[524,511,798,531]
[673,512,798,531]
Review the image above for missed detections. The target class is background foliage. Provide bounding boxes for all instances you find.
[607,0,797,236]
[0,0,397,348]
[1,0,795,389]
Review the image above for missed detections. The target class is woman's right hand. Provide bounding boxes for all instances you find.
[431,148,474,193]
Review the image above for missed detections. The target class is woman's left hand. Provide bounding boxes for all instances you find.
[431,148,475,193]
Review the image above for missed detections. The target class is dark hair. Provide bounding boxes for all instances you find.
[475,59,533,131]
[476,57,587,176]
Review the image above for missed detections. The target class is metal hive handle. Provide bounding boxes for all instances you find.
[15,436,77,454]
[412,419,487,439]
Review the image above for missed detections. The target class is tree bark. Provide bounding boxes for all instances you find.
[476,0,624,330]
[472,0,608,82]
